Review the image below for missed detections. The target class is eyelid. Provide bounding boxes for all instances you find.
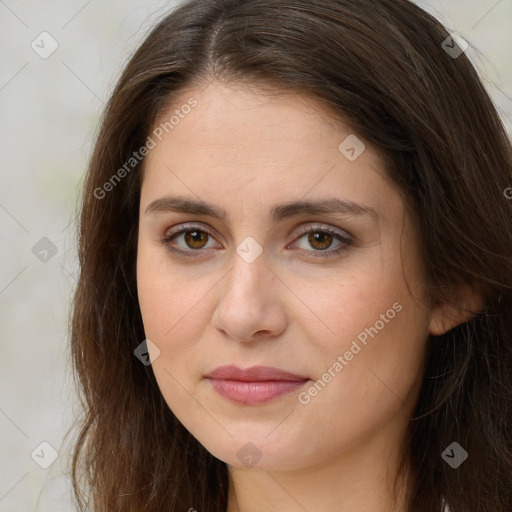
[162,222,220,244]
[292,223,353,242]
[162,222,353,241]
[160,221,353,257]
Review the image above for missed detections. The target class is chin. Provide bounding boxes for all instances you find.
[192,429,324,471]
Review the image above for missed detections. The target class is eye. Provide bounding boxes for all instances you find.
[290,224,353,258]
[159,224,219,255]
[159,223,353,259]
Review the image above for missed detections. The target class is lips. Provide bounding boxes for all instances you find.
[204,365,309,405]
[206,365,308,381]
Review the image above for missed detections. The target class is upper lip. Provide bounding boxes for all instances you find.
[205,365,308,382]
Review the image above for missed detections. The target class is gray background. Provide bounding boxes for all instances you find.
[0,0,510,510]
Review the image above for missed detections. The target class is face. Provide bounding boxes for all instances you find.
[136,80,434,471]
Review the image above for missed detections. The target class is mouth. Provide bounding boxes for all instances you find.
[204,365,310,405]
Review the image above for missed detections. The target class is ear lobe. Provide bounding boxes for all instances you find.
[428,284,484,336]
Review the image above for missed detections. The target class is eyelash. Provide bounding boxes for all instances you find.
[158,223,353,259]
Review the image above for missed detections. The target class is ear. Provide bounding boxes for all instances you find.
[429,283,483,336]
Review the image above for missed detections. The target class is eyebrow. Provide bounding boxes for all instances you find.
[145,196,379,224]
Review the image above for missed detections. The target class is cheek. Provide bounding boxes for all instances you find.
[305,263,404,352]
[300,248,430,416]
[136,248,209,430]
[136,242,211,342]
[309,287,429,449]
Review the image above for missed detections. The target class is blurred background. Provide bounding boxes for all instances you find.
[0,0,511,510]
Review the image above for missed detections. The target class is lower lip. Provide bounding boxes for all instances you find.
[206,378,308,405]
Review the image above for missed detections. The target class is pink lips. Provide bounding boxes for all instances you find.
[205,365,309,405]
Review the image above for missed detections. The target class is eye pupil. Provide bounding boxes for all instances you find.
[309,232,333,250]
[185,230,208,248]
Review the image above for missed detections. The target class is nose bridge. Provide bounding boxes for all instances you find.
[227,235,269,298]
[210,236,283,341]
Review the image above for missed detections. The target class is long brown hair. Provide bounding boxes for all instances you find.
[66,0,512,510]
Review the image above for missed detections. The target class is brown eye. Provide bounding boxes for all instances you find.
[160,225,219,255]
[291,225,353,259]
[160,224,353,259]
[183,229,209,249]
[307,232,334,251]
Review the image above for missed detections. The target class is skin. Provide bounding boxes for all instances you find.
[136,79,477,512]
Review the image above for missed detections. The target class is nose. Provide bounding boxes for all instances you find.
[211,251,288,344]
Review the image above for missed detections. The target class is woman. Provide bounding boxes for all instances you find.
[67,0,512,510]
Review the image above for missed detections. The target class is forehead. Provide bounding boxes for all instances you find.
[141,80,398,224]
[151,80,357,155]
